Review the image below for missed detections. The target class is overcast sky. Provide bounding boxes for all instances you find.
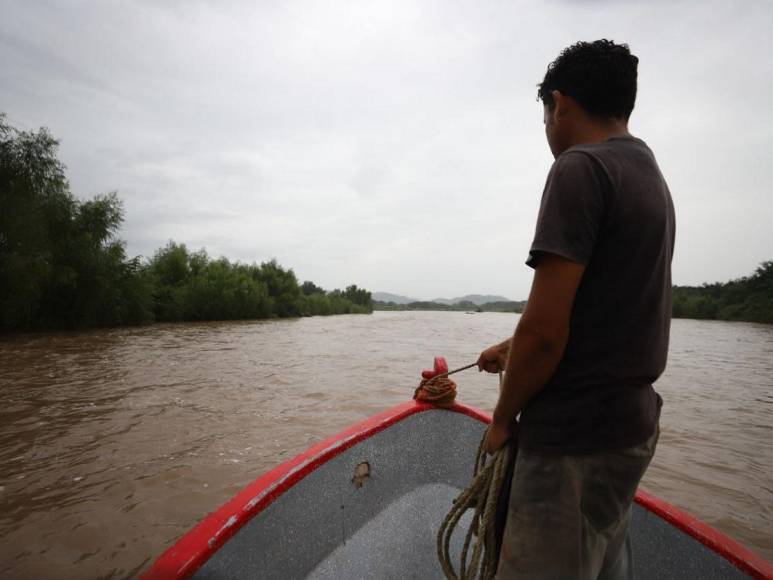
[2,0,772,300]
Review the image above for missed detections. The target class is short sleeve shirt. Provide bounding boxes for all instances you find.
[519,135,675,454]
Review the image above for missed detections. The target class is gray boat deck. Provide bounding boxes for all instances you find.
[194,409,748,579]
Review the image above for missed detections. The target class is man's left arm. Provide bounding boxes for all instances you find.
[485,252,585,453]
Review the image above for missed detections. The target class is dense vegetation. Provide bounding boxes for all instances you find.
[0,115,371,331]
[374,300,526,313]
[673,262,773,324]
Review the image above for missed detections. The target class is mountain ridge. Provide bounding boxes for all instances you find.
[373,292,513,305]
[371,292,417,305]
[430,294,512,305]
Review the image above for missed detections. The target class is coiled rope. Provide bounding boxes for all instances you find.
[415,366,516,579]
[413,375,458,407]
[437,424,514,580]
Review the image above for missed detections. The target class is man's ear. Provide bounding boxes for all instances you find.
[551,90,568,120]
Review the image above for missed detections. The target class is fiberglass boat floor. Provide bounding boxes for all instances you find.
[193,409,749,579]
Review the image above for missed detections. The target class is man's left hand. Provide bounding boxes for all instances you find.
[484,421,513,455]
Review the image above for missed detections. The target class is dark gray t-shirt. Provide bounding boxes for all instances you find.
[520,135,675,454]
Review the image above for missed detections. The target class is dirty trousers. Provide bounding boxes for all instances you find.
[495,426,659,580]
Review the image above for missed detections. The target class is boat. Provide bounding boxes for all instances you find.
[144,400,773,579]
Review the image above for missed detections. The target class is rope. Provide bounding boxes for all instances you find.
[414,361,483,408]
[414,376,458,407]
[435,372,516,579]
[424,362,480,383]
[437,429,514,579]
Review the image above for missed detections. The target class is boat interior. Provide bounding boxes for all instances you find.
[192,409,749,579]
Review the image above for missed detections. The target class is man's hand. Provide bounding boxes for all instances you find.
[484,421,513,454]
[477,339,510,373]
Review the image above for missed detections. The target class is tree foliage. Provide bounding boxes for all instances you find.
[145,246,372,321]
[672,261,773,324]
[0,114,154,328]
[0,115,371,331]
[301,280,325,296]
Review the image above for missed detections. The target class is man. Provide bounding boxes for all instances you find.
[478,40,675,579]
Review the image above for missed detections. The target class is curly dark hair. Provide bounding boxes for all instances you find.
[538,39,639,120]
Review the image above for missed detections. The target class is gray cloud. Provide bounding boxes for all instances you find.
[2,0,772,299]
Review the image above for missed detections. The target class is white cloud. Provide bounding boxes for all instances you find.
[2,0,771,298]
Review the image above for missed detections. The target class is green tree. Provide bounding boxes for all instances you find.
[301,280,325,296]
[0,114,153,329]
[179,259,271,320]
[254,260,303,317]
[343,284,372,307]
[148,241,192,321]
[672,261,773,324]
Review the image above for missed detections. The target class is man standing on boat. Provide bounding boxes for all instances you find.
[477,40,675,579]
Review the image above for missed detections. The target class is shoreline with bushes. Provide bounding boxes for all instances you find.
[1,114,371,332]
[672,262,772,324]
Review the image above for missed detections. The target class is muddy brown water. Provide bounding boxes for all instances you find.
[0,311,771,578]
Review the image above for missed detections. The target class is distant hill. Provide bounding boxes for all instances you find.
[372,292,418,305]
[430,294,513,305]
[374,292,514,306]
[373,299,526,313]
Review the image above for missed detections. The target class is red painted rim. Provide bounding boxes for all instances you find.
[634,490,772,579]
[143,400,772,579]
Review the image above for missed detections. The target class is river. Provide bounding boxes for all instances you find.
[0,311,771,578]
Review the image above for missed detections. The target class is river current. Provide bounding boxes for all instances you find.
[0,311,771,578]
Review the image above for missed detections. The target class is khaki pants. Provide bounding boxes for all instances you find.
[495,426,659,580]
